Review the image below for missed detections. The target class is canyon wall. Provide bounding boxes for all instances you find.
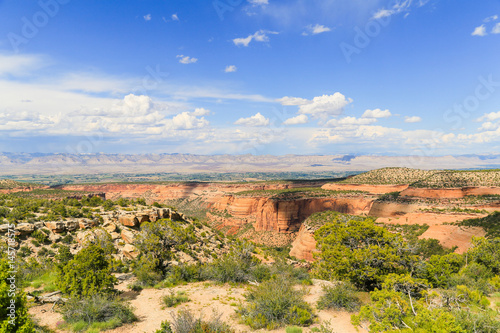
[60,182,328,203]
[321,183,409,194]
[210,195,374,232]
[289,224,318,262]
[400,186,500,199]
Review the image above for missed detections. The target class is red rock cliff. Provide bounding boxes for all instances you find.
[211,195,374,233]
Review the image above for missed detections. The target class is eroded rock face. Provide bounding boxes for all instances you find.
[121,229,136,244]
[17,223,35,235]
[122,244,139,259]
[102,222,117,233]
[119,215,139,227]
[289,224,317,262]
[322,183,409,194]
[44,221,65,233]
[211,196,374,233]
[401,186,500,199]
[368,201,418,217]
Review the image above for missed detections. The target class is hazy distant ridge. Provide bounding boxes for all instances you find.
[1,153,500,176]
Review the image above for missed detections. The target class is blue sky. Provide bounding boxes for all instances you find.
[0,0,499,156]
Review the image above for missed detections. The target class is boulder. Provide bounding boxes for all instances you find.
[17,223,35,235]
[45,221,65,233]
[78,220,89,229]
[160,208,171,219]
[122,244,139,259]
[0,224,9,233]
[109,232,121,240]
[34,222,45,229]
[64,220,79,231]
[121,229,136,244]
[119,215,139,227]
[102,222,117,233]
[171,211,183,221]
[49,232,62,243]
[149,210,159,222]
[137,214,150,223]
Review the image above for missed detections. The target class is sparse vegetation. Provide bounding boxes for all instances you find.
[238,276,314,329]
[162,290,190,307]
[155,309,234,333]
[317,282,361,312]
[60,294,136,332]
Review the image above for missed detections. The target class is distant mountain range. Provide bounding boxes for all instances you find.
[1,153,500,176]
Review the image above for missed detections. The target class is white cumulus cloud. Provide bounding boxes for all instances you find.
[233,30,278,47]
[171,111,209,130]
[298,93,353,119]
[171,13,179,21]
[225,65,237,73]
[404,116,422,123]
[362,109,392,118]
[283,114,308,125]
[177,55,198,64]
[484,15,498,22]
[302,24,331,36]
[472,25,487,36]
[493,23,500,34]
[326,117,377,127]
[478,111,500,122]
[234,113,270,127]
[144,14,151,21]
[277,96,310,106]
[248,0,268,5]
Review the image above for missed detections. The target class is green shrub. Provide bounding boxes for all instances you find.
[317,282,361,312]
[424,253,465,288]
[162,290,189,307]
[61,234,74,244]
[453,308,500,333]
[32,229,49,244]
[61,294,136,331]
[57,244,117,297]
[285,326,303,333]
[37,247,49,257]
[204,245,258,283]
[312,212,418,290]
[132,255,164,287]
[467,237,500,274]
[0,257,35,332]
[135,219,196,274]
[155,309,233,333]
[18,245,32,257]
[238,276,314,329]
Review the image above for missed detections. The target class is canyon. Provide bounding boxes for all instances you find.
[6,178,500,262]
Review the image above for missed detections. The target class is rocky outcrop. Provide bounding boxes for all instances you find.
[17,223,35,235]
[119,215,139,227]
[400,186,500,199]
[122,244,139,259]
[368,202,419,217]
[322,183,409,194]
[211,196,374,233]
[121,229,136,244]
[58,181,331,203]
[419,225,486,253]
[289,224,317,262]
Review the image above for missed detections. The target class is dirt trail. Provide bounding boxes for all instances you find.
[29,279,362,333]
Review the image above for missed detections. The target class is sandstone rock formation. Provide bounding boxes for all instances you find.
[210,195,374,233]
[289,224,318,262]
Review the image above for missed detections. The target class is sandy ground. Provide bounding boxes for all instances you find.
[29,279,364,333]
[376,211,488,253]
